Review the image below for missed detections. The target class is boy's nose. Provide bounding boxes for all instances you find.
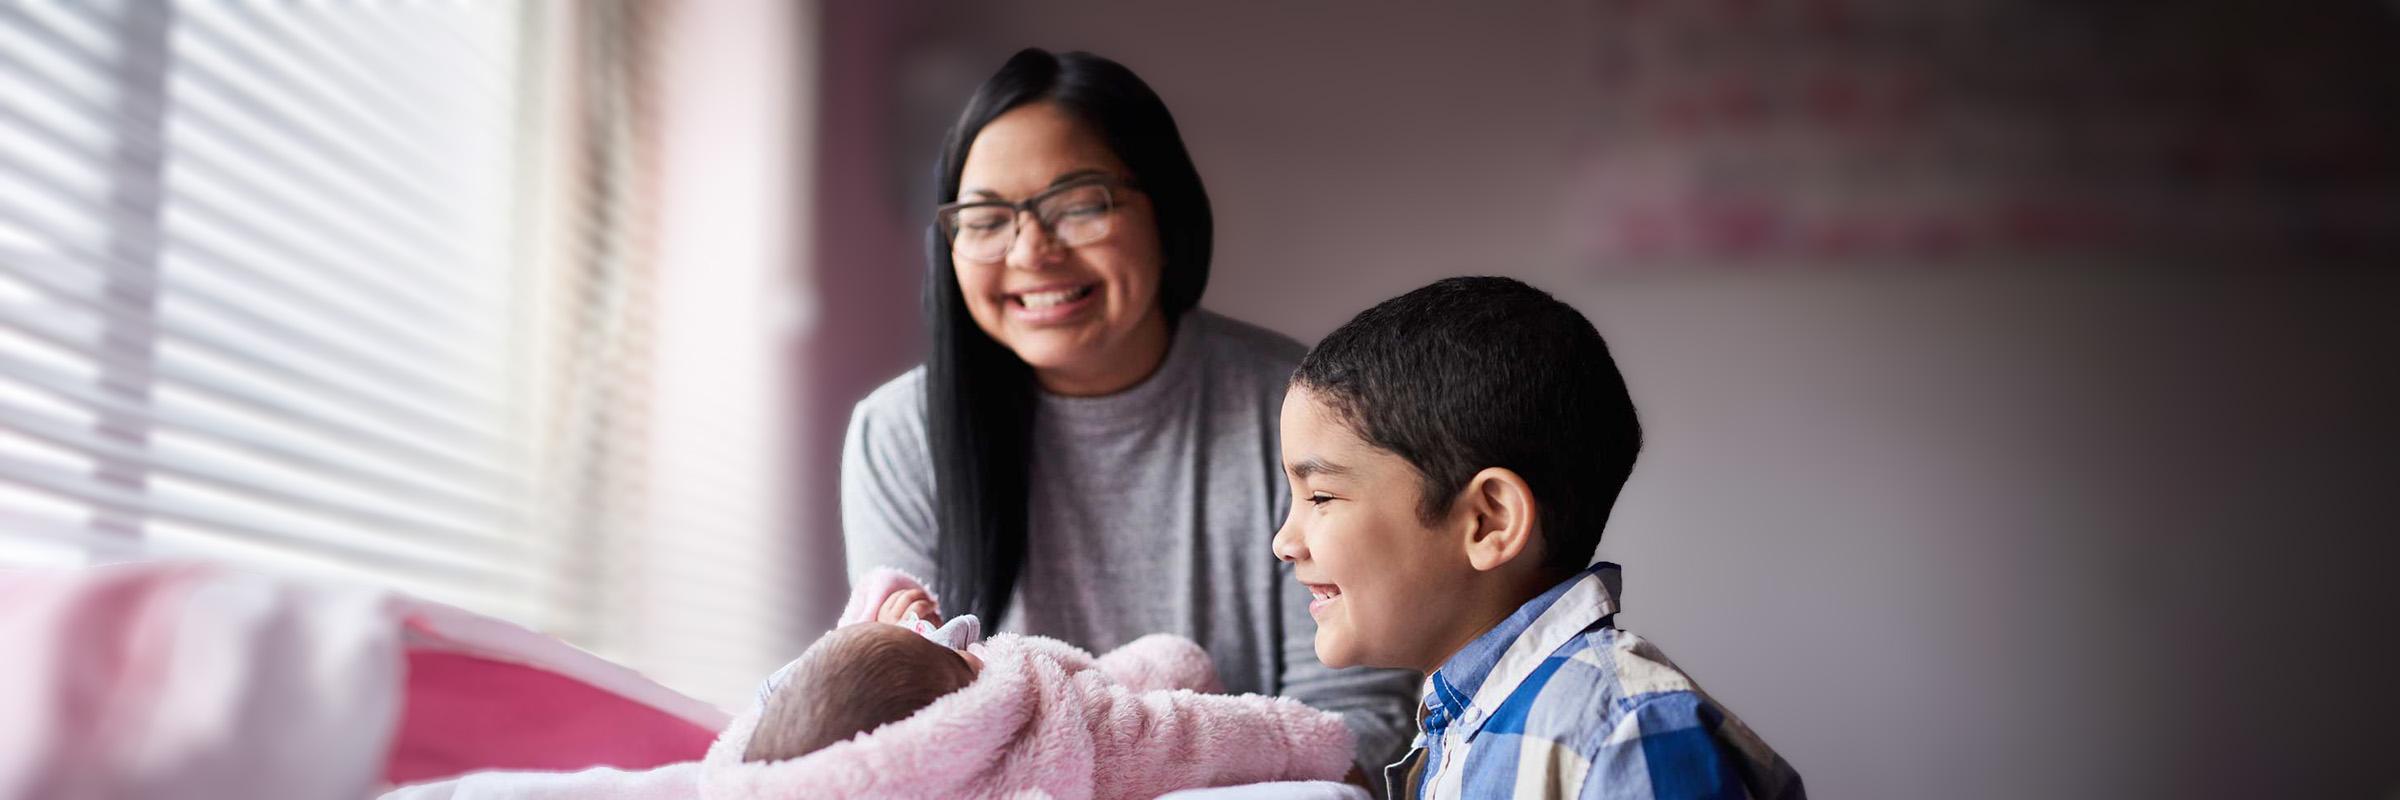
[1271,519,1304,563]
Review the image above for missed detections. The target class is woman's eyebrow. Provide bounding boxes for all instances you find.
[1044,169,1108,187]
[959,169,1112,201]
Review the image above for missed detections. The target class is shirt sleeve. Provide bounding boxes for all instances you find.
[1580,692,1752,800]
[1274,559,1424,794]
[839,382,940,588]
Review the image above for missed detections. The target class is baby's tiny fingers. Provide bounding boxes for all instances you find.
[877,591,914,622]
[905,600,941,626]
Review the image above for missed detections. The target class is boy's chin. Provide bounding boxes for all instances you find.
[1313,634,1361,669]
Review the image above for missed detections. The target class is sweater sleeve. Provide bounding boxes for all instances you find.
[1081,679,1356,799]
[840,372,941,588]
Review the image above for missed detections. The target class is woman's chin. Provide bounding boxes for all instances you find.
[1006,333,1102,373]
[1005,327,1157,394]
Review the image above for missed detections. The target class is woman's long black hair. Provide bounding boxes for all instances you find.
[925,49,1213,622]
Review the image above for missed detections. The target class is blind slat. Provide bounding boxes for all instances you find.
[0,304,522,490]
[4,249,507,413]
[179,10,484,206]
[166,50,488,240]
[0,511,144,560]
[169,90,502,287]
[300,5,513,109]
[200,4,501,175]
[0,5,128,90]
[0,453,519,586]
[0,260,517,454]
[0,347,517,522]
[0,144,507,374]
[168,121,498,307]
[0,398,517,553]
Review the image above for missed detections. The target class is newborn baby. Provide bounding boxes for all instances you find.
[702,569,1354,799]
[739,593,982,762]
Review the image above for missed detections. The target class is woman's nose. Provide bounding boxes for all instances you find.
[1004,214,1060,270]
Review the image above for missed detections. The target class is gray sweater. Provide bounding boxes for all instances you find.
[840,310,1418,783]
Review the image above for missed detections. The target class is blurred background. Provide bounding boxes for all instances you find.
[3,1,2395,797]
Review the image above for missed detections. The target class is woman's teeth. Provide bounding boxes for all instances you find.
[1016,285,1093,309]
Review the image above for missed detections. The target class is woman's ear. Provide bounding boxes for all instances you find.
[1458,467,1539,573]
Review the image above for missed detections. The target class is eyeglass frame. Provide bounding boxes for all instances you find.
[934,174,1144,263]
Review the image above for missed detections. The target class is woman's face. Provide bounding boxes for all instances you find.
[952,101,1170,396]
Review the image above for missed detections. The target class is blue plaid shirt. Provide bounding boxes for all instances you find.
[1385,563,1804,800]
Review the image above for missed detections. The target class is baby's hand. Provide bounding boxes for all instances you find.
[876,587,940,627]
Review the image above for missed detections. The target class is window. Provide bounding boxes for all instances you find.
[0,1,788,698]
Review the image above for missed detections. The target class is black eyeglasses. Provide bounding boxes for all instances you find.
[935,176,1140,264]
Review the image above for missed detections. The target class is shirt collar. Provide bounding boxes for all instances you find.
[1419,562,1622,740]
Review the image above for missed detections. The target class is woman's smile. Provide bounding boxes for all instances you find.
[1005,281,1099,323]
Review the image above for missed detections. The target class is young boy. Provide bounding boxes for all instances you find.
[1272,277,1803,800]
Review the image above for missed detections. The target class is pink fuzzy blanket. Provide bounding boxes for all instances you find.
[383,570,1358,799]
[693,569,1357,799]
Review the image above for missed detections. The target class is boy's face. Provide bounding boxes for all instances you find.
[1273,386,1476,673]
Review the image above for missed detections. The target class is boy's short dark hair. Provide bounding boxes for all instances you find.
[1291,276,1642,574]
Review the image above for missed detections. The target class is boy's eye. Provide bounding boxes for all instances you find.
[1305,493,1334,507]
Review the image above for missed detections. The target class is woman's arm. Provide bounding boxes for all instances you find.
[839,376,941,585]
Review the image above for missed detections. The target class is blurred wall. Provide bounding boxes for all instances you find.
[818,2,2400,796]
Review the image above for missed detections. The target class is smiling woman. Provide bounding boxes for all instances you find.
[836,48,1418,788]
[941,104,1169,397]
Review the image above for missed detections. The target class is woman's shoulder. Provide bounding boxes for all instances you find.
[852,365,929,425]
[1187,309,1307,383]
[845,366,931,463]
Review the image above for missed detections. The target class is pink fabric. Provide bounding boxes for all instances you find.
[0,562,728,800]
[381,761,704,800]
[837,566,1220,695]
[693,570,1350,800]
[385,568,1354,799]
[0,562,401,800]
[699,633,1353,800]
[388,603,728,784]
[388,652,720,784]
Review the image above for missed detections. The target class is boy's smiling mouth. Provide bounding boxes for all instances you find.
[1302,581,1342,617]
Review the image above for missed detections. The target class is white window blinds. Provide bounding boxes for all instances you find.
[0,1,548,621]
[0,0,819,708]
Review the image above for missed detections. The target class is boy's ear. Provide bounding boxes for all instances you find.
[1457,467,1539,573]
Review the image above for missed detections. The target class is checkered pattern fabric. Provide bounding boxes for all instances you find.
[1385,563,1804,800]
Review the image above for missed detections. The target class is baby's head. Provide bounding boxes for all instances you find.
[742,622,982,762]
